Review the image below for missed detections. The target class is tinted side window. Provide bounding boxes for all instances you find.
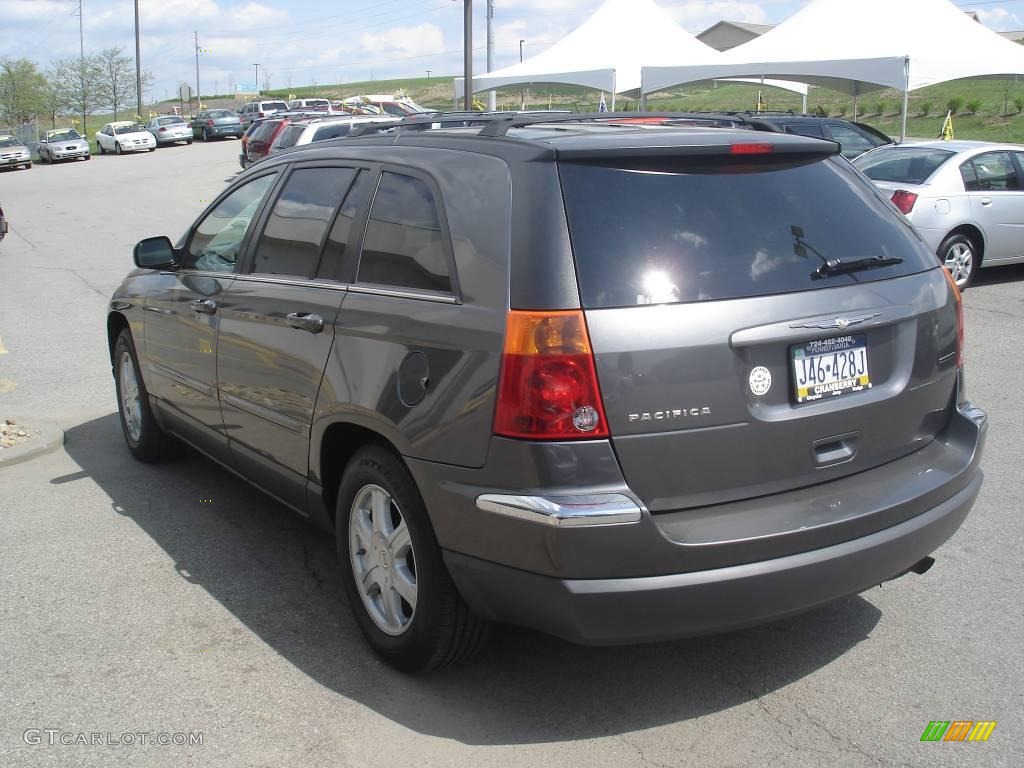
[251,167,356,278]
[785,124,825,138]
[357,172,451,293]
[319,171,374,281]
[967,151,1019,191]
[313,124,352,142]
[186,174,277,272]
[959,160,979,191]
[560,157,938,308]
[827,125,875,158]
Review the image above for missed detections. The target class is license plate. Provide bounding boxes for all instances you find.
[792,335,871,403]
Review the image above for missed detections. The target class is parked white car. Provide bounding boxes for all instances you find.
[146,116,192,146]
[854,140,1024,288]
[95,121,156,155]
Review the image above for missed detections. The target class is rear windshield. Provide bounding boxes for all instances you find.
[312,123,352,141]
[262,102,288,111]
[854,147,954,184]
[158,117,185,125]
[208,110,236,118]
[560,157,937,308]
[274,124,306,148]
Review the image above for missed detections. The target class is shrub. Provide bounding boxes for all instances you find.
[919,101,932,117]
[947,96,963,115]
[837,105,847,117]
[874,101,885,116]
[966,99,982,116]
[1015,96,1024,114]
[814,104,828,117]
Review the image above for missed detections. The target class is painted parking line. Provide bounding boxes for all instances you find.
[0,335,7,354]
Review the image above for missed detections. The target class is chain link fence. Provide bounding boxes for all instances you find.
[2,119,40,157]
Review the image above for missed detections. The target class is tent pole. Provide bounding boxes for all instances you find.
[852,83,858,121]
[900,57,910,143]
[611,71,616,111]
[640,70,646,112]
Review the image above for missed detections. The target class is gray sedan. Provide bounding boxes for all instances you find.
[855,140,1024,289]
[146,116,193,146]
[0,135,32,170]
[37,129,90,163]
[191,109,244,141]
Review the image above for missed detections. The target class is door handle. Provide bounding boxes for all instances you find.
[191,298,217,314]
[286,312,324,333]
[981,197,993,206]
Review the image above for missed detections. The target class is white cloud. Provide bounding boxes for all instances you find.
[360,23,444,58]
[141,0,220,25]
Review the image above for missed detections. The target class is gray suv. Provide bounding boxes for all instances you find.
[108,114,987,672]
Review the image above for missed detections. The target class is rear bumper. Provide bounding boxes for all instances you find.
[444,470,981,645]
[412,399,986,645]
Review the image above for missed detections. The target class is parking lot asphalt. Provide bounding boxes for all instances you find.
[0,140,1022,768]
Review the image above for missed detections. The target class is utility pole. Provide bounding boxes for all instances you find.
[426,70,431,80]
[253,63,260,96]
[73,0,86,134]
[486,0,495,111]
[133,0,142,118]
[519,40,526,110]
[463,1,472,110]
[194,31,201,109]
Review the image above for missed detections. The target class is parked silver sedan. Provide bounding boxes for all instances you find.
[854,140,1024,288]
[37,128,90,163]
[146,115,193,146]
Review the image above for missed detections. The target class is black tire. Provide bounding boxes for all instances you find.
[937,232,979,290]
[148,147,156,152]
[202,128,210,142]
[114,142,122,155]
[84,154,91,161]
[186,139,193,145]
[98,143,105,155]
[336,445,489,672]
[113,329,173,463]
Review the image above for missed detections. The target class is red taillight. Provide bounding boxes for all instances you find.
[158,127,166,132]
[731,142,774,155]
[942,267,964,367]
[891,189,918,215]
[258,111,265,117]
[206,119,215,126]
[494,311,609,440]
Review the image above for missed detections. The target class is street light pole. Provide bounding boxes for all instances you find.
[133,0,142,118]
[253,63,260,96]
[463,0,472,110]
[194,30,201,109]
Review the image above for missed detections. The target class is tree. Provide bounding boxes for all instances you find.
[53,54,102,134]
[41,70,67,129]
[0,57,47,128]
[96,47,137,120]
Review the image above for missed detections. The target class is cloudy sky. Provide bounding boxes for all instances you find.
[1,0,1022,100]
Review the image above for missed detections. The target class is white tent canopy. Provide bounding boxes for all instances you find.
[642,0,1024,138]
[456,0,806,105]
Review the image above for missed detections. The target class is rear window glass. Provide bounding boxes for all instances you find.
[263,102,288,111]
[274,124,306,149]
[854,147,954,184]
[560,157,937,309]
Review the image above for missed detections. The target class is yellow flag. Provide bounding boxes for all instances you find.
[756,90,766,113]
[940,110,954,141]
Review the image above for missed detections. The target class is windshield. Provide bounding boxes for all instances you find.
[114,124,145,134]
[47,130,81,142]
[158,117,185,125]
[560,156,938,308]
[853,147,955,184]
[0,137,21,148]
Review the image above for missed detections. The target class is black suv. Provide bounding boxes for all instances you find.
[110,114,986,671]
[736,112,893,159]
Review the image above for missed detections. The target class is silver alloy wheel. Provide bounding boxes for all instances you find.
[348,483,417,636]
[944,241,973,288]
[118,350,143,442]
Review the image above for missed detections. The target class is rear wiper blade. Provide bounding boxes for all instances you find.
[812,255,903,279]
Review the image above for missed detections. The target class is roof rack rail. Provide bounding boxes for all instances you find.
[476,111,711,137]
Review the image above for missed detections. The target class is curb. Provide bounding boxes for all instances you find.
[0,420,65,468]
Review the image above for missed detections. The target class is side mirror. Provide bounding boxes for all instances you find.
[134,236,178,269]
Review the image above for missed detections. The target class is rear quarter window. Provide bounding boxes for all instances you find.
[854,147,955,184]
[560,156,938,309]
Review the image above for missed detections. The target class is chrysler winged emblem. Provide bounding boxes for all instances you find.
[790,312,880,331]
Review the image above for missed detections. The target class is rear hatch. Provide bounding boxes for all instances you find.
[559,139,960,512]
